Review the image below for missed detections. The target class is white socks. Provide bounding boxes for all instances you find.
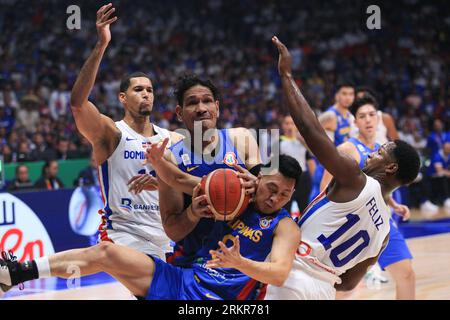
[35,257,52,279]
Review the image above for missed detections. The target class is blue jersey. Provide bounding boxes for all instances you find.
[348,137,380,169]
[168,128,247,267]
[427,150,450,177]
[327,106,352,146]
[191,206,291,300]
[147,206,292,300]
[308,158,325,202]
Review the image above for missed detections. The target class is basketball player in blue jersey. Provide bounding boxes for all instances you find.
[141,74,261,267]
[67,4,183,259]
[0,156,301,300]
[320,95,416,300]
[265,37,420,300]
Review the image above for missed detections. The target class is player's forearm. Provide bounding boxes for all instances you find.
[280,75,338,167]
[71,42,108,108]
[152,159,200,195]
[235,258,290,287]
[162,205,200,242]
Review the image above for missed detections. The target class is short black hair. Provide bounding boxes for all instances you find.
[120,72,151,93]
[263,154,302,186]
[391,140,421,185]
[350,95,379,117]
[335,80,355,93]
[174,74,220,106]
[42,160,57,175]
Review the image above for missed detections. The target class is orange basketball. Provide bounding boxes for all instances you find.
[200,168,250,221]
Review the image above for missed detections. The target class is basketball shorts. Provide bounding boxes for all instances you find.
[145,256,222,300]
[102,229,170,261]
[378,219,413,270]
[265,267,336,300]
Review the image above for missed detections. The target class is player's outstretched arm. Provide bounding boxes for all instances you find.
[206,218,300,286]
[70,4,120,163]
[272,36,363,188]
[145,138,200,195]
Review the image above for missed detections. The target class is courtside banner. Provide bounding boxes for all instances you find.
[0,187,101,255]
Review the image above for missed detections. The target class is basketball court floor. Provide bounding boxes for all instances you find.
[3,212,450,300]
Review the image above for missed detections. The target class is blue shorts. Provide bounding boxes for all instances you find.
[378,219,413,270]
[145,256,222,300]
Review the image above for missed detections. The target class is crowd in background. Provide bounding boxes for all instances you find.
[0,0,448,209]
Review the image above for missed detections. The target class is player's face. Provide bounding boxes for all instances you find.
[254,172,295,214]
[120,77,154,116]
[48,161,59,178]
[354,104,378,138]
[176,85,219,134]
[282,116,297,136]
[335,87,355,109]
[363,142,398,176]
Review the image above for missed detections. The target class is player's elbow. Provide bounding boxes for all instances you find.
[270,266,291,287]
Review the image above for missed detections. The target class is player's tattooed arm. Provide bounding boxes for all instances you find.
[71,4,119,164]
[272,36,364,190]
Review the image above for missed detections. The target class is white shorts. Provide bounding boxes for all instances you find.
[265,267,336,300]
[101,229,171,261]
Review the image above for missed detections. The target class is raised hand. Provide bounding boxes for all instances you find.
[272,36,292,77]
[127,174,158,194]
[96,3,118,46]
[231,163,258,201]
[144,138,170,166]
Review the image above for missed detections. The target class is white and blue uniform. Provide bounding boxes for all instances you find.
[348,137,412,270]
[97,120,173,260]
[265,175,391,300]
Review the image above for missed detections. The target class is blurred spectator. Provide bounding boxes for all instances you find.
[280,115,311,213]
[55,137,78,160]
[34,160,64,190]
[426,141,450,213]
[16,141,35,162]
[49,82,71,121]
[16,94,41,133]
[74,155,99,187]
[0,106,15,135]
[426,119,450,155]
[6,165,34,192]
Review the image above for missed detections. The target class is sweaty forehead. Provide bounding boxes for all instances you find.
[261,172,295,191]
[183,85,214,100]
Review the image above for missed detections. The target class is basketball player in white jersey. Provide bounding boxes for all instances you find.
[69,4,182,260]
[266,37,421,300]
[320,94,416,299]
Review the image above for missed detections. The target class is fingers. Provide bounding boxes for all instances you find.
[97,3,112,16]
[127,175,140,185]
[232,163,246,173]
[192,183,201,198]
[160,138,169,150]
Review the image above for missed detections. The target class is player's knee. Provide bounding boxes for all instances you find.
[402,266,415,283]
[93,241,116,263]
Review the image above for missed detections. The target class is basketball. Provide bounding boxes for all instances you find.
[200,168,250,221]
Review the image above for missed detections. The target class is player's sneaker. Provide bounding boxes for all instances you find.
[364,264,388,289]
[420,200,439,218]
[0,251,24,298]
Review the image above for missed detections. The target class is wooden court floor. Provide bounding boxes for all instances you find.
[6,233,450,300]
